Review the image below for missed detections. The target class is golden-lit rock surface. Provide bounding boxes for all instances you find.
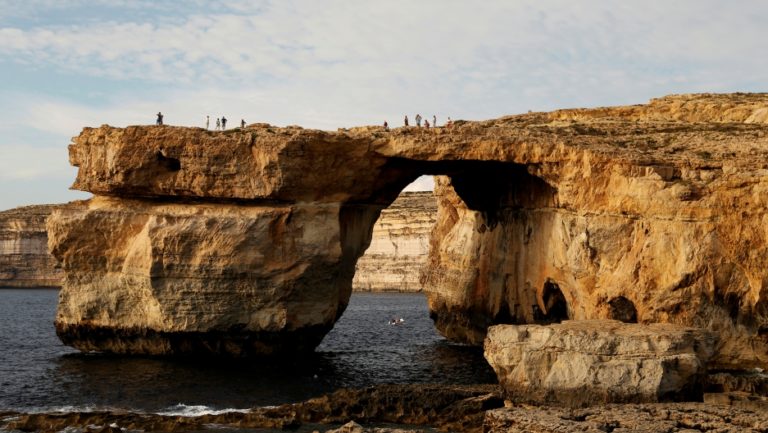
[51,93,768,365]
[484,320,715,405]
[0,204,63,288]
[352,191,436,292]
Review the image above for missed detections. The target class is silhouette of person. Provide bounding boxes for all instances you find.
[433,115,437,128]
[240,119,246,128]
[206,115,210,130]
[216,118,221,131]
[424,119,430,128]
[221,117,227,130]
[404,115,409,127]
[383,121,389,130]
[156,112,163,125]
[415,114,422,127]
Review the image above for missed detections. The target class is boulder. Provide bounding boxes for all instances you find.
[484,320,716,406]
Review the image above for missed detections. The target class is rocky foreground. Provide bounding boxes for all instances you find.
[0,204,63,288]
[2,382,767,433]
[47,93,768,368]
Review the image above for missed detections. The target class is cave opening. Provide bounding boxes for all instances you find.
[608,296,638,323]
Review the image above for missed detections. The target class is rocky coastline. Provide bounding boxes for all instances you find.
[7,93,768,431]
[0,204,63,288]
[2,380,766,433]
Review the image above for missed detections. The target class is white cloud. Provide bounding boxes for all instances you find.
[1,0,768,209]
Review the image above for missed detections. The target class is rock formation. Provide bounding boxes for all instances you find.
[0,204,63,288]
[352,191,436,292]
[49,93,768,368]
[484,320,715,405]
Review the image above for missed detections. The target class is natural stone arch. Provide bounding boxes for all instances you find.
[48,94,768,369]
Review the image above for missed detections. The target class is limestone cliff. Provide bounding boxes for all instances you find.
[0,205,62,288]
[352,191,436,292]
[49,93,768,367]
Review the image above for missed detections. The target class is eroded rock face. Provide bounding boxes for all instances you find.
[0,204,64,288]
[50,93,768,364]
[483,403,768,433]
[484,320,715,406]
[352,191,436,292]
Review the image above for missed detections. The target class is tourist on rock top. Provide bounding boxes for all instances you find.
[156,112,163,125]
[404,115,409,126]
[383,121,389,130]
[222,116,227,130]
[424,119,430,128]
[433,115,437,127]
[241,119,246,128]
[216,118,221,130]
[206,115,210,130]
[415,114,422,127]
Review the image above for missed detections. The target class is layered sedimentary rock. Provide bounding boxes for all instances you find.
[50,93,768,366]
[484,320,715,405]
[352,191,436,292]
[0,204,63,288]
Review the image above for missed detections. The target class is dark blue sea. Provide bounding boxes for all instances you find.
[0,289,495,415]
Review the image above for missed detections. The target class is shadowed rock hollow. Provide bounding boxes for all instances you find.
[49,93,768,368]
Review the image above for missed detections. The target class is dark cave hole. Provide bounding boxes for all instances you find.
[534,280,568,324]
[156,151,181,172]
[608,296,638,323]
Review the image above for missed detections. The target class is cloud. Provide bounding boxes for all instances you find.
[2,0,768,210]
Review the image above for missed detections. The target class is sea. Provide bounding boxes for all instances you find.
[0,289,496,415]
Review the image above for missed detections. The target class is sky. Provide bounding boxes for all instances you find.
[1,1,767,210]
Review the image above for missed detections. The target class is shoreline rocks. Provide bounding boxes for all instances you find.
[3,383,767,433]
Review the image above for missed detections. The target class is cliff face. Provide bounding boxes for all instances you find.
[0,205,62,288]
[352,191,436,292]
[49,93,768,367]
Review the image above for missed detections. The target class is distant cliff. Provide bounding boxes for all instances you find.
[352,191,436,292]
[0,205,62,288]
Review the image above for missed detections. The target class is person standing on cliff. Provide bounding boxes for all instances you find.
[433,115,437,127]
[205,115,210,130]
[424,119,430,128]
[404,115,409,127]
[156,112,163,125]
[415,114,422,127]
[221,117,227,130]
[383,121,389,130]
[241,119,246,128]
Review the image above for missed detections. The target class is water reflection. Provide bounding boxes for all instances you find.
[2,291,496,412]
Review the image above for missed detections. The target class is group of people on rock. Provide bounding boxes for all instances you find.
[157,111,452,132]
[155,113,247,130]
[397,114,452,130]
[205,116,246,131]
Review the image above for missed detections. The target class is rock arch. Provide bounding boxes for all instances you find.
[49,94,768,369]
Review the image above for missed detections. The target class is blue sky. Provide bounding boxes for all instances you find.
[1,0,767,209]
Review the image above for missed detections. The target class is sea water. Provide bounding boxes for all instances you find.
[0,289,496,414]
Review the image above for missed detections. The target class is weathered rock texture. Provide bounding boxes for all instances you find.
[484,403,768,433]
[0,204,63,288]
[50,93,768,366]
[352,191,436,292]
[484,320,715,405]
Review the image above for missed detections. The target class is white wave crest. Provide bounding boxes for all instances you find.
[156,404,250,417]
